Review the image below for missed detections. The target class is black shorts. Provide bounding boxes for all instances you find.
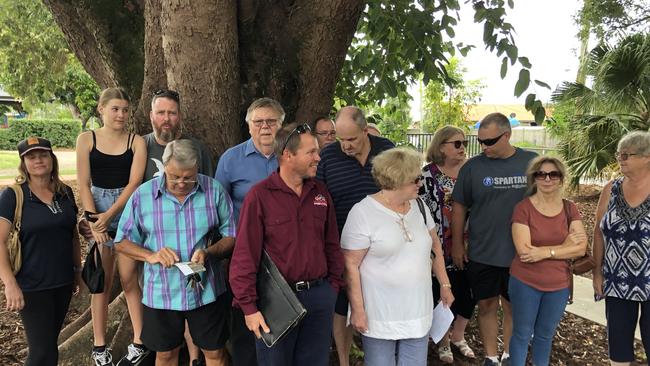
[432,270,477,319]
[334,289,349,316]
[141,293,229,352]
[466,260,510,302]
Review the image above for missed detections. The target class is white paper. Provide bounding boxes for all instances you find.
[429,302,454,343]
[173,262,206,276]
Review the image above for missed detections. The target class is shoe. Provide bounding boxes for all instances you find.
[481,358,499,366]
[191,359,206,366]
[501,356,511,366]
[92,347,114,366]
[437,345,454,363]
[451,338,476,358]
[116,343,150,366]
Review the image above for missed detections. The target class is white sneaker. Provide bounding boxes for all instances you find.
[92,347,114,366]
[117,343,150,366]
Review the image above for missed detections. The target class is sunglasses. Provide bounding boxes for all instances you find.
[615,152,640,161]
[281,123,312,153]
[412,175,424,185]
[442,140,468,149]
[153,89,180,103]
[477,132,506,146]
[397,215,413,242]
[533,171,562,181]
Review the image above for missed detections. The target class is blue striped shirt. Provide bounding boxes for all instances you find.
[316,134,394,233]
[114,174,235,311]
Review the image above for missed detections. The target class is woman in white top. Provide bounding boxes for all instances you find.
[343,147,454,366]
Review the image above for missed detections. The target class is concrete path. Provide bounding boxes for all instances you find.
[566,274,641,341]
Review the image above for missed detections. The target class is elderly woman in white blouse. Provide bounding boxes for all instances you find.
[342,147,454,366]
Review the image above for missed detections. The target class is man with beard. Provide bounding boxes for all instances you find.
[230,123,343,366]
[143,89,213,181]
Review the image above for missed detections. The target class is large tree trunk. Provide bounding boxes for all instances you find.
[40,1,364,363]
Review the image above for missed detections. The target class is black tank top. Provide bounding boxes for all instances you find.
[89,131,135,189]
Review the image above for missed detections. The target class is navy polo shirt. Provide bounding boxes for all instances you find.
[316,134,395,233]
[0,183,78,291]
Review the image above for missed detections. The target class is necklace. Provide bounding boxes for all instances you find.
[378,191,413,242]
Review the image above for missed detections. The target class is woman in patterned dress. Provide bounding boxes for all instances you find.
[419,125,476,363]
[593,131,650,365]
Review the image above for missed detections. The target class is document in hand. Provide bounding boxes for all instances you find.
[257,250,307,347]
[429,302,454,344]
[174,262,206,276]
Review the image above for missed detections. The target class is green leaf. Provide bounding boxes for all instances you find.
[534,106,546,124]
[500,57,508,79]
[506,45,518,65]
[507,0,514,9]
[534,79,551,90]
[525,93,536,109]
[514,69,530,97]
[518,56,532,68]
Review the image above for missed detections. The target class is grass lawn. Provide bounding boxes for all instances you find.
[0,152,19,169]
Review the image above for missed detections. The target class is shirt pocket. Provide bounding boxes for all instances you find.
[311,207,327,235]
[264,215,293,245]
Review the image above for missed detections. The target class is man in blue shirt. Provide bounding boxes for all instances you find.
[214,97,283,366]
[316,106,394,366]
[115,140,235,366]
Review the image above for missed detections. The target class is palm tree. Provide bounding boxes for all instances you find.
[551,33,650,185]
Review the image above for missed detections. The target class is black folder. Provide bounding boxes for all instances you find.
[257,250,308,347]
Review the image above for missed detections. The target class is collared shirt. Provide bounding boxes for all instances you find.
[316,134,395,233]
[229,172,344,315]
[214,138,278,222]
[114,173,235,311]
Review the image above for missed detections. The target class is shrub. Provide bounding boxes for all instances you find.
[0,119,81,150]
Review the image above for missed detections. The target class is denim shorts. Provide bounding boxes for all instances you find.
[91,186,125,247]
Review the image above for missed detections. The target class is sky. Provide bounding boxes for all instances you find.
[410,0,585,121]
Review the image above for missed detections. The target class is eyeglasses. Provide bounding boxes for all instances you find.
[441,140,468,149]
[281,123,311,153]
[315,130,336,138]
[615,152,641,161]
[397,215,413,242]
[167,175,198,185]
[412,175,424,185]
[477,132,506,146]
[251,118,280,128]
[153,89,180,103]
[533,171,562,181]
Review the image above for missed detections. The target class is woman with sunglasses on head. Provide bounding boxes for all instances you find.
[418,125,476,363]
[342,147,454,366]
[593,131,650,366]
[76,87,148,366]
[509,156,587,366]
[0,137,82,366]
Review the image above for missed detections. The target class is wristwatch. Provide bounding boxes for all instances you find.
[441,283,452,289]
[549,249,556,258]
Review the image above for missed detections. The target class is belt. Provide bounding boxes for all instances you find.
[291,278,324,292]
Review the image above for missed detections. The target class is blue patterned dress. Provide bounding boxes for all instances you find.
[600,178,650,301]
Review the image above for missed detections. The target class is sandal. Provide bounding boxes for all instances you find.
[437,345,454,364]
[452,339,476,358]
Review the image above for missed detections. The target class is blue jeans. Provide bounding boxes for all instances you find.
[255,282,336,366]
[91,186,125,246]
[508,276,569,366]
[361,334,429,366]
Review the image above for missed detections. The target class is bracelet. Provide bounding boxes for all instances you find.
[441,283,452,288]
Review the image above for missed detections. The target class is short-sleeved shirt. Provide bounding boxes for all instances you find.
[510,198,581,291]
[214,138,278,222]
[316,134,395,233]
[143,133,214,182]
[452,148,537,267]
[229,172,344,315]
[114,174,235,311]
[0,183,78,292]
[341,196,435,339]
[600,178,650,301]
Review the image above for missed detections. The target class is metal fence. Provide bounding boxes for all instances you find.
[406,133,556,158]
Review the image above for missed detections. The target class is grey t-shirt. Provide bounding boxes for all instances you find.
[143,133,214,181]
[452,148,537,267]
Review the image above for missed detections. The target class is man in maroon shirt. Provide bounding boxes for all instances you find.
[229,122,344,366]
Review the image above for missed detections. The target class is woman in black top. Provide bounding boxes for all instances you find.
[76,87,147,365]
[0,137,82,366]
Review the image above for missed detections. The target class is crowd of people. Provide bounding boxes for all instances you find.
[0,87,648,366]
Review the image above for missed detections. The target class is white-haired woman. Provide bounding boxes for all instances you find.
[343,147,454,366]
[593,131,650,365]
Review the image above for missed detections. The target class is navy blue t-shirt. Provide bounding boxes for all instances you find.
[316,134,395,233]
[0,183,78,291]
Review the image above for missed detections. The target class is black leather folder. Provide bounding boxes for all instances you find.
[257,250,307,347]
